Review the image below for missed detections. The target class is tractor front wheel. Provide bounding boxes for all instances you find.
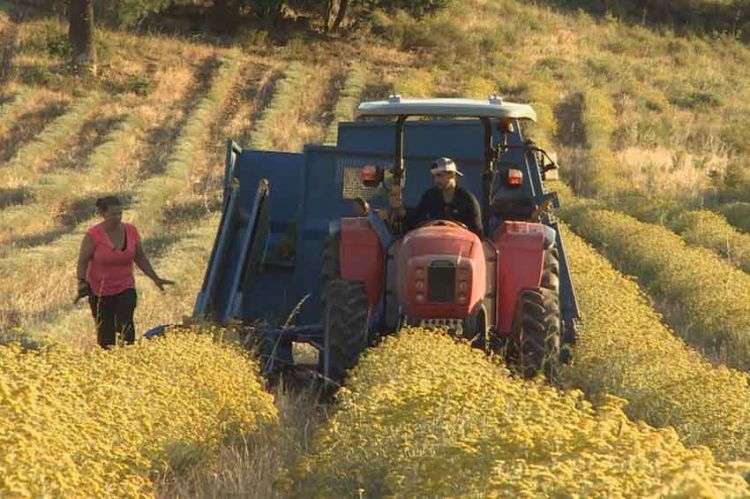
[510,288,561,380]
[322,279,370,384]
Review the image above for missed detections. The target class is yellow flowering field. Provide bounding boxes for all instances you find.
[296,329,750,497]
[0,329,277,497]
[669,209,750,273]
[557,190,750,372]
[561,225,750,462]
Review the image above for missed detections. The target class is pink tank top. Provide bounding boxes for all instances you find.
[86,222,140,297]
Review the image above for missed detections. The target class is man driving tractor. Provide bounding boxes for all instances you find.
[390,157,483,236]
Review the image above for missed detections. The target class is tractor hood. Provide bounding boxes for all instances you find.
[395,224,487,319]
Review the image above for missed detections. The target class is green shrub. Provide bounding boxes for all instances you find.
[94,0,174,27]
[672,89,723,109]
[719,202,750,232]
[361,0,449,19]
[17,19,70,58]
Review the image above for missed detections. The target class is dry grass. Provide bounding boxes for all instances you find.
[188,58,269,203]
[157,384,327,499]
[224,62,283,147]
[14,57,241,342]
[0,93,104,187]
[129,51,243,235]
[0,37,215,251]
[324,64,367,145]
[0,55,214,253]
[249,61,335,152]
[394,0,750,205]
[24,48,338,346]
[0,88,69,163]
[393,67,434,98]
[614,145,729,201]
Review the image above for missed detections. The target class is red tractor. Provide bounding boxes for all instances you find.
[318,97,578,381]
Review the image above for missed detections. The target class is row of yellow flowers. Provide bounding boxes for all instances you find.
[560,223,750,462]
[556,183,750,373]
[669,209,750,273]
[297,328,750,497]
[0,329,276,497]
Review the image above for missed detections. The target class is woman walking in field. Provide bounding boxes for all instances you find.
[76,196,174,348]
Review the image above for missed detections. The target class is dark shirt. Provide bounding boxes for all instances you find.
[405,185,483,236]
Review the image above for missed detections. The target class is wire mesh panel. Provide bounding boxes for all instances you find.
[336,157,390,200]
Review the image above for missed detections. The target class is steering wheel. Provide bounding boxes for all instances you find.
[416,219,469,231]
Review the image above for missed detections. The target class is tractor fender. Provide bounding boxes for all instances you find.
[339,217,385,310]
[493,221,547,333]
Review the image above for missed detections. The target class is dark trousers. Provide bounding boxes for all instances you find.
[88,288,137,348]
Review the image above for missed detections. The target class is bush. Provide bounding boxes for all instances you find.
[719,201,750,232]
[361,0,449,19]
[553,0,749,36]
[558,216,750,462]
[393,67,434,97]
[297,328,750,496]
[671,89,723,109]
[95,0,175,27]
[559,193,750,373]
[0,330,277,496]
[17,19,71,58]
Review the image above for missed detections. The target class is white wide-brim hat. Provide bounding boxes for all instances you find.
[430,157,463,176]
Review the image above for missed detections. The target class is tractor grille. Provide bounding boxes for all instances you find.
[419,318,463,331]
[428,260,456,302]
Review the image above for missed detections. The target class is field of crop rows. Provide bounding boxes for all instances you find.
[3,0,750,496]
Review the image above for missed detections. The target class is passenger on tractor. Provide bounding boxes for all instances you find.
[390,157,483,236]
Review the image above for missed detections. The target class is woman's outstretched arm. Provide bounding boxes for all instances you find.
[135,241,174,291]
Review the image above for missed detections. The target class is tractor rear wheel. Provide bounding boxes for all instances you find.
[321,233,340,296]
[323,279,369,384]
[510,288,561,380]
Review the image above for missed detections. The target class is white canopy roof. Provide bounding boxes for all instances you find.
[354,95,537,122]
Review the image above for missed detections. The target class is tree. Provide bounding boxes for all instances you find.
[322,0,350,31]
[69,0,96,73]
[331,0,349,31]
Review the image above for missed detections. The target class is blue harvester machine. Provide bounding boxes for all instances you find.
[189,96,579,383]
